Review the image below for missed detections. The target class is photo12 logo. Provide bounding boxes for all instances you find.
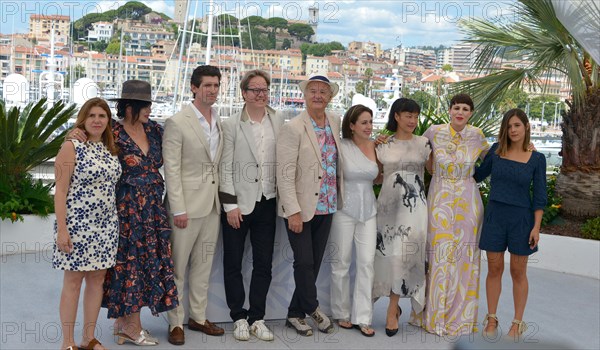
[1,1,119,24]
[400,1,516,24]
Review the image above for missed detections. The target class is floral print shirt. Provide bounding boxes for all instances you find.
[311,117,337,215]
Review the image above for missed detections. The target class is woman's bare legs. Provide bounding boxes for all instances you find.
[59,271,84,349]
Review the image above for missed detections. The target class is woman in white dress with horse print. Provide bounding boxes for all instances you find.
[372,98,431,337]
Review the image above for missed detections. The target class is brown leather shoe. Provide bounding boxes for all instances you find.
[168,326,185,345]
[188,318,224,336]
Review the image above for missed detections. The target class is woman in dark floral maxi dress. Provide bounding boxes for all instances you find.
[102,81,178,346]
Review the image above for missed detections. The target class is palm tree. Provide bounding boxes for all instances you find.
[454,0,599,217]
[0,98,77,221]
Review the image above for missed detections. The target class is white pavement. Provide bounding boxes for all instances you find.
[0,250,598,350]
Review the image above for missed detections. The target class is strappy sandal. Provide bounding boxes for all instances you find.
[509,319,528,338]
[337,320,353,329]
[80,338,102,350]
[353,324,375,337]
[482,313,499,336]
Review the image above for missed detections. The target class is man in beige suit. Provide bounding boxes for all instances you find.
[276,75,344,336]
[163,65,224,345]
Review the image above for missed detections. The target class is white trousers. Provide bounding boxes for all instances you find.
[329,210,377,326]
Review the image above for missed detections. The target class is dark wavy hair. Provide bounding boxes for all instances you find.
[386,98,420,132]
[115,99,152,124]
[341,104,373,139]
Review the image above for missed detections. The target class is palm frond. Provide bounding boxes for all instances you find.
[1,98,77,175]
[457,0,598,113]
[452,68,534,123]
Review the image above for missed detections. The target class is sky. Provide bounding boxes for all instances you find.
[0,0,518,48]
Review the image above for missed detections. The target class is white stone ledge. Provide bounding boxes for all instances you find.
[482,233,600,280]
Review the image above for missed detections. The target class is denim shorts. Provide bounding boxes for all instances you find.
[479,200,538,256]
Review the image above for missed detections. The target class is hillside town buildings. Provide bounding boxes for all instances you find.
[0,13,571,108]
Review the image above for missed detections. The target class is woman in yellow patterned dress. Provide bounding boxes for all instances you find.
[411,94,489,336]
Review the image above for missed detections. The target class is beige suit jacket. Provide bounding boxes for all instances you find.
[276,110,344,222]
[219,105,284,215]
[163,104,223,218]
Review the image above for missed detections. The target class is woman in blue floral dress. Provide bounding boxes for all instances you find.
[70,81,178,346]
[55,98,121,350]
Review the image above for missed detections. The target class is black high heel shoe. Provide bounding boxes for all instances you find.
[385,305,402,337]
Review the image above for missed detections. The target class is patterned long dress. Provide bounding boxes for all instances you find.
[412,124,489,336]
[372,135,431,313]
[102,120,179,318]
[53,140,121,271]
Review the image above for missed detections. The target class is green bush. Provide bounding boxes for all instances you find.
[478,177,491,207]
[541,168,561,227]
[0,173,54,222]
[0,98,76,222]
[582,217,600,240]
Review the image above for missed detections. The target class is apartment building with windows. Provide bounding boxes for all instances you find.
[29,15,70,44]
[305,55,329,76]
[87,22,114,42]
[348,41,383,58]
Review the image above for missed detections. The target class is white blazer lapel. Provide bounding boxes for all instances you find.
[215,115,223,162]
[239,119,259,162]
[266,106,281,139]
[302,113,322,162]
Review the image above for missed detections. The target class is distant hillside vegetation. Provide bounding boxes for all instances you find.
[209,14,315,50]
[72,1,172,41]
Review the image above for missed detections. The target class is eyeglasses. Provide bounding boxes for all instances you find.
[246,88,270,95]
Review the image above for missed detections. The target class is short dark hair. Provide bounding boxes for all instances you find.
[449,93,474,111]
[342,104,373,139]
[191,65,221,89]
[386,98,420,132]
[115,99,152,124]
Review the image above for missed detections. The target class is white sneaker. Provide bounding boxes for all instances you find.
[310,307,334,333]
[285,317,313,336]
[233,319,250,341]
[250,320,274,341]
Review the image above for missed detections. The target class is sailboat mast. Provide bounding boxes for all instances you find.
[173,0,190,110]
[205,0,214,65]
[117,28,124,93]
[47,23,57,104]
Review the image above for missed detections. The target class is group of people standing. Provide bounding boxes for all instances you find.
[329,93,546,339]
[52,65,546,350]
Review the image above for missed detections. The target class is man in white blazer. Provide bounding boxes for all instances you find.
[276,75,344,336]
[218,70,284,342]
[163,65,224,345]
